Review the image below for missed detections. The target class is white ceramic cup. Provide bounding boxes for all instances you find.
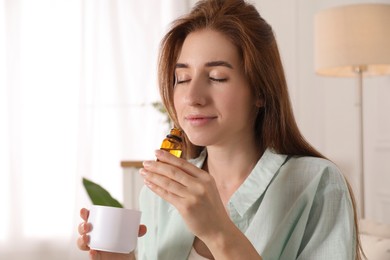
[88,205,142,254]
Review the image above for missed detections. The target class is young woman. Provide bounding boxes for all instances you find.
[78,0,364,259]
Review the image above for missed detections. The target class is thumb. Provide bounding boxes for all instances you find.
[138,224,147,237]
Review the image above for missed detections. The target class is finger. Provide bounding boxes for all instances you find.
[77,234,90,251]
[78,222,92,235]
[144,179,185,207]
[154,150,204,177]
[138,224,147,237]
[80,208,90,221]
[90,250,131,260]
[142,160,194,187]
[142,168,187,197]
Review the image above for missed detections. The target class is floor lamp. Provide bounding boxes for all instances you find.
[314,4,390,218]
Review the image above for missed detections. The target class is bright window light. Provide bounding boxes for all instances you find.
[17,0,81,238]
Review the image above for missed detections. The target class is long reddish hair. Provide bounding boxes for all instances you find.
[158,1,364,258]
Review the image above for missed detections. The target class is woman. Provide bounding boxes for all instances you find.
[78,0,364,259]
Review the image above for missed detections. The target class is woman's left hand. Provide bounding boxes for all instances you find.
[140,149,230,240]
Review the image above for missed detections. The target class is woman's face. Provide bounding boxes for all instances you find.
[173,29,261,147]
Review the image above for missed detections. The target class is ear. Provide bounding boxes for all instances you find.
[255,97,264,108]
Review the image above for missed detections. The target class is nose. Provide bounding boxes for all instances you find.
[182,76,208,106]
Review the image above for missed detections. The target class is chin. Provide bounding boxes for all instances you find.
[185,132,212,147]
[181,123,222,147]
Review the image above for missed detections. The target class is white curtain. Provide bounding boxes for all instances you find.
[0,0,191,259]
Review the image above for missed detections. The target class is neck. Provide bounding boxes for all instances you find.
[203,136,263,205]
[205,136,263,188]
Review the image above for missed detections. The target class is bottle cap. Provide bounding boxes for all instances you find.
[170,128,182,137]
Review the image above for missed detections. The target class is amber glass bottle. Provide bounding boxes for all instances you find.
[160,128,183,158]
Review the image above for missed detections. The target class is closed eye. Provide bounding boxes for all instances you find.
[210,77,227,83]
[176,79,191,85]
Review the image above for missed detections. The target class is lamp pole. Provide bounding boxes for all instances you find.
[355,65,366,218]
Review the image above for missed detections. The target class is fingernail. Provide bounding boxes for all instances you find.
[144,179,154,188]
[143,160,152,167]
[155,149,163,157]
[139,168,147,176]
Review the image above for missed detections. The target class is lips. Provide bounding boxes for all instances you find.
[185,114,217,126]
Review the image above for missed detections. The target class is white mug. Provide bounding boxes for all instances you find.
[88,205,142,254]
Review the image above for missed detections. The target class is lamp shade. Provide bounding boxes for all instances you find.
[315,4,390,77]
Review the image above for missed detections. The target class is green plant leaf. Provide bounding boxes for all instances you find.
[82,178,123,208]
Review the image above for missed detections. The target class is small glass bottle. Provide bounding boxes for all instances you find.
[160,128,183,158]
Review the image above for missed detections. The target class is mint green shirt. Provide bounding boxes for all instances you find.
[138,149,356,259]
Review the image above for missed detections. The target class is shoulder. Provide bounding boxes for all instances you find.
[267,154,352,209]
[283,155,340,175]
[281,155,347,189]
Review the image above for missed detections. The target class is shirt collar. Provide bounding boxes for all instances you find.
[229,148,288,216]
[188,148,208,168]
[190,148,288,217]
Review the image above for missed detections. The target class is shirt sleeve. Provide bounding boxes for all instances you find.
[296,166,356,260]
[137,185,158,260]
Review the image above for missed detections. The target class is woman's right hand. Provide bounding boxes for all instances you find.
[77,208,147,260]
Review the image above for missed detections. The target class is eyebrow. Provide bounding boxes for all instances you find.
[175,60,234,69]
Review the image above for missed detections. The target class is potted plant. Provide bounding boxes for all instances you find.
[82,177,123,208]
